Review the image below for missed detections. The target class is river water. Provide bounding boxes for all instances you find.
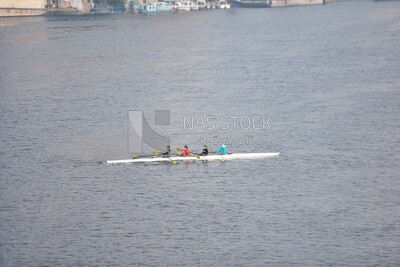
[1,1,400,266]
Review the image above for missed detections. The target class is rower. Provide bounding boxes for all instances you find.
[180,145,191,156]
[162,145,171,157]
[200,145,209,156]
[217,144,227,155]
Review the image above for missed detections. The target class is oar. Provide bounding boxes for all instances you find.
[132,153,176,164]
[165,155,177,164]
[131,153,159,159]
[159,150,176,164]
[131,154,156,159]
[196,154,207,162]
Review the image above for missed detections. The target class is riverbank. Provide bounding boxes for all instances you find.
[0,0,376,17]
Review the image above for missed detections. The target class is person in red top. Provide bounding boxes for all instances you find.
[180,145,191,156]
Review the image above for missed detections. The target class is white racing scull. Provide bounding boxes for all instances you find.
[107,152,280,164]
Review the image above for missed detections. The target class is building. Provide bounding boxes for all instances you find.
[63,0,94,12]
[55,0,93,13]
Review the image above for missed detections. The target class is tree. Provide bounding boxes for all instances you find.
[93,0,126,6]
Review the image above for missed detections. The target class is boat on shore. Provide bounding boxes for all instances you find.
[107,152,280,164]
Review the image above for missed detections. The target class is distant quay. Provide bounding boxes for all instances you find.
[0,0,93,17]
[0,8,48,17]
[0,0,46,17]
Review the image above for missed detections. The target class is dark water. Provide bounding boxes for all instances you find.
[1,1,400,266]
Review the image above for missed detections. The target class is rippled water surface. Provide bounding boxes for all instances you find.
[1,1,400,266]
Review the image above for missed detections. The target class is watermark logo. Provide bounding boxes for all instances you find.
[183,116,271,131]
[128,110,170,154]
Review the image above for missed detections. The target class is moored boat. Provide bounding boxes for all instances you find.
[191,1,200,10]
[175,1,191,11]
[207,1,216,9]
[197,0,207,9]
[216,0,231,9]
[139,2,176,13]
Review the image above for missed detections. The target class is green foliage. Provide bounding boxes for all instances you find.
[93,0,126,6]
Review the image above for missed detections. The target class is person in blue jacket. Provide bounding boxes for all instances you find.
[217,144,227,155]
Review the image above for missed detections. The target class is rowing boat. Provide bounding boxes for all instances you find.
[106,152,280,164]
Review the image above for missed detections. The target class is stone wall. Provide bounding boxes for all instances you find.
[0,0,46,16]
[0,0,45,9]
[0,8,47,16]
